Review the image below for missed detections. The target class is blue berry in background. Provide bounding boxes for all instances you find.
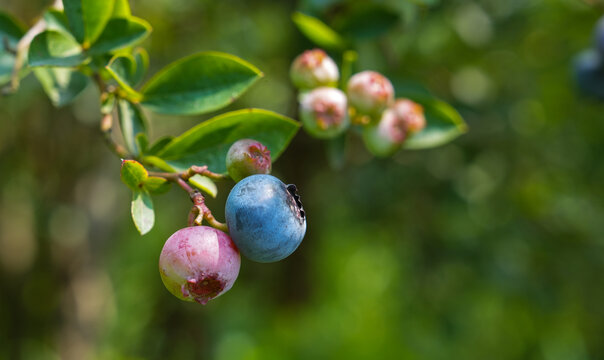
[574,49,604,100]
[595,16,604,55]
[225,174,306,263]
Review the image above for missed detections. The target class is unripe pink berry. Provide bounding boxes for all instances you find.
[347,71,394,116]
[226,139,271,182]
[299,87,350,139]
[290,49,339,90]
[159,226,241,305]
[390,99,426,135]
[362,108,403,157]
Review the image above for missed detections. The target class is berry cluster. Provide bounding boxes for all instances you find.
[574,16,604,99]
[159,139,306,305]
[291,49,426,157]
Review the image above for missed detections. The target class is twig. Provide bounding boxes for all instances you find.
[150,170,229,232]
[94,74,129,158]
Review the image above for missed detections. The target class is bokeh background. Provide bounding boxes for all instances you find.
[1,0,604,359]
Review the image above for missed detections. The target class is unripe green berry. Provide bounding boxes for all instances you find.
[290,49,339,90]
[347,71,394,117]
[226,139,272,182]
[299,87,350,139]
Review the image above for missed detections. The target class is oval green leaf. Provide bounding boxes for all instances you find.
[28,30,88,67]
[403,96,468,150]
[88,17,151,56]
[140,52,263,115]
[143,176,171,195]
[189,175,218,198]
[292,12,346,50]
[33,67,89,107]
[132,47,149,86]
[131,189,154,235]
[117,99,148,157]
[63,0,115,45]
[157,109,300,173]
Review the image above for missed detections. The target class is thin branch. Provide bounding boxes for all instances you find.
[150,171,229,232]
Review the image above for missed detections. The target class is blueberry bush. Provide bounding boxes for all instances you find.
[2,0,604,359]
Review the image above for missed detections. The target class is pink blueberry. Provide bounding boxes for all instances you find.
[347,71,394,117]
[390,99,426,135]
[290,49,339,90]
[159,226,241,305]
[299,87,350,139]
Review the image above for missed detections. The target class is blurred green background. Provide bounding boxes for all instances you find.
[1,0,604,359]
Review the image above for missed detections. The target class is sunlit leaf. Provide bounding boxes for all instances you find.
[63,0,116,45]
[140,52,263,115]
[28,30,88,67]
[131,189,154,235]
[157,109,300,173]
[292,12,346,50]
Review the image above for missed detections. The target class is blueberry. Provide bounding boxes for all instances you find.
[225,174,306,263]
[159,226,241,305]
[574,49,604,100]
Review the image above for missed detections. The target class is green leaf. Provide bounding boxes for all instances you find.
[132,47,148,85]
[0,12,25,86]
[402,96,468,150]
[146,136,174,156]
[141,155,174,172]
[63,0,116,45]
[334,4,399,39]
[136,133,149,154]
[189,175,217,198]
[33,67,89,107]
[157,109,300,173]
[28,30,88,67]
[105,54,141,99]
[143,176,171,195]
[120,159,148,190]
[112,0,131,18]
[131,189,154,235]
[292,12,346,50]
[140,51,263,115]
[88,17,151,56]
[117,100,147,156]
[0,11,25,47]
[43,9,72,36]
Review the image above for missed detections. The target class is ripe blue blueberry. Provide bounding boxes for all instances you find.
[574,50,604,100]
[225,174,306,263]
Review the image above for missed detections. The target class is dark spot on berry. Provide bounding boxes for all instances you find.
[186,273,225,305]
